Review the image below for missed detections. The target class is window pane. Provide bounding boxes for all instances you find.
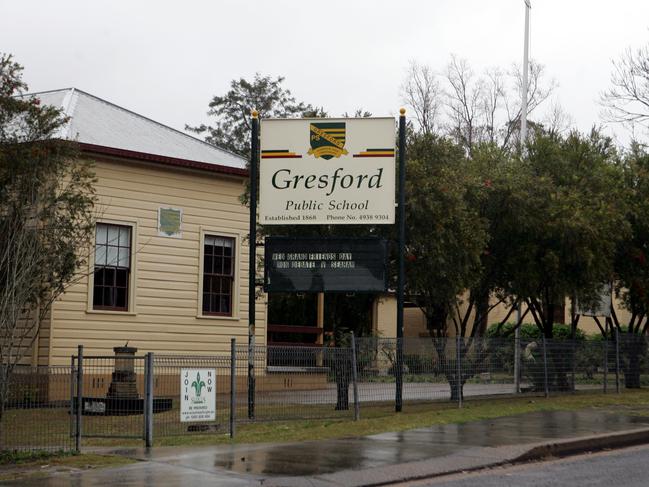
[202,294,210,312]
[116,288,127,308]
[213,237,225,250]
[93,287,103,306]
[204,243,213,256]
[214,277,222,294]
[211,294,219,313]
[104,287,114,307]
[203,275,211,294]
[94,268,105,286]
[107,225,119,245]
[118,248,130,268]
[204,235,215,247]
[221,296,230,314]
[223,257,232,276]
[119,226,131,248]
[223,245,232,257]
[95,245,107,266]
[96,224,108,245]
[214,256,224,275]
[204,255,213,274]
[116,269,128,288]
[107,246,118,266]
[104,267,116,286]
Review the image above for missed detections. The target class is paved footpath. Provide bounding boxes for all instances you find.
[7,407,649,487]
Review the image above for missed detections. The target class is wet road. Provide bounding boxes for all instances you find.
[7,408,649,486]
[405,443,649,487]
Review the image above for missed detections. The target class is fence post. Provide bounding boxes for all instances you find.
[541,337,549,398]
[514,334,521,394]
[456,336,463,408]
[350,332,360,421]
[615,328,621,394]
[75,345,83,452]
[69,355,75,441]
[230,338,236,439]
[144,352,154,448]
[571,339,576,393]
[604,335,609,394]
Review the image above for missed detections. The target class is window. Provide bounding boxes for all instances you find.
[93,223,131,311]
[202,235,234,316]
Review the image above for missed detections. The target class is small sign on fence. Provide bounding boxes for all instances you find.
[180,368,216,422]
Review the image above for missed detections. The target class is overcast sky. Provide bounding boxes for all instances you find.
[2,0,648,146]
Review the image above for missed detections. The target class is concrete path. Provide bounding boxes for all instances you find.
[7,407,649,487]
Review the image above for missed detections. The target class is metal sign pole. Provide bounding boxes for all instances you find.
[248,110,259,420]
[75,344,83,452]
[230,338,236,438]
[350,332,360,421]
[396,108,406,413]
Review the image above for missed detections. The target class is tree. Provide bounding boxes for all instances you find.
[401,55,555,156]
[186,73,315,157]
[503,130,628,337]
[401,61,442,136]
[0,54,96,425]
[444,56,554,155]
[601,43,649,132]
[610,144,649,388]
[501,129,628,390]
[404,132,488,400]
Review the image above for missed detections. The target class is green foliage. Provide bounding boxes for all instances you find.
[404,133,488,333]
[500,130,629,337]
[614,145,649,332]
[0,53,96,417]
[186,73,315,157]
[487,322,585,341]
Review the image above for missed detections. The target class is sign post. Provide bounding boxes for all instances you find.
[396,108,406,412]
[248,110,259,420]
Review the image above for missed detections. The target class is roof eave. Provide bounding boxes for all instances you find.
[79,142,249,177]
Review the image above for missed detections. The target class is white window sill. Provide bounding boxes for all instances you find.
[195,314,241,321]
[86,309,138,316]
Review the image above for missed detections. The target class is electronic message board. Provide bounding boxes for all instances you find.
[264,237,387,293]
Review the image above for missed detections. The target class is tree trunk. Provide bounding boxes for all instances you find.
[623,335,643,389]
[333,351,351,410]
[448,375,465,402]
[0,364,9,444]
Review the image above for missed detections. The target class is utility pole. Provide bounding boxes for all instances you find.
[521,0,531,146]
[514,0,531,394]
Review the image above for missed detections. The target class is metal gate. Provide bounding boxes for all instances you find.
[71,346,153,449]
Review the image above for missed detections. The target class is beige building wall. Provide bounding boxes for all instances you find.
[390,295,637,338]
[48,156,264,365]
[373,295,396,337]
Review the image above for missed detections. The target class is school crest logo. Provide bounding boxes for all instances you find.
[307,122,348,160]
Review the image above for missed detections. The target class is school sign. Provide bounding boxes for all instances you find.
[259,118,396,225]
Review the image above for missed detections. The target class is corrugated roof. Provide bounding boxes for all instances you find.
[26,88,246,170]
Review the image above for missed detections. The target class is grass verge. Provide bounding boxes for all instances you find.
[0,451,136,482]
[142,389,649,447]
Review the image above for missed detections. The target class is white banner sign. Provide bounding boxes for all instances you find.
[260,118,396,225]
[576,283,612,318]
[180,368,216,422]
